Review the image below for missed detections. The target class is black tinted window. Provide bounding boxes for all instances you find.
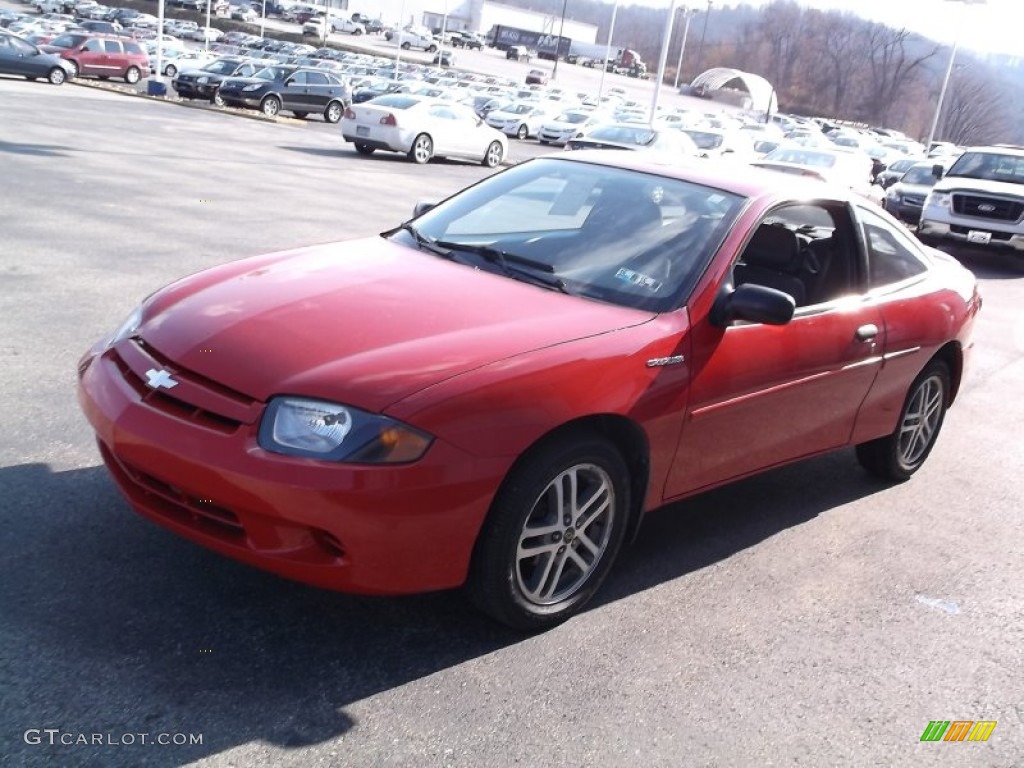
[859,208,928,287]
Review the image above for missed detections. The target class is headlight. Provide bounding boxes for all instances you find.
[259,397,433,463]
[108,305,143,347]
[197,75,209,84]
[925,191,951,209]
[242,83,263,92]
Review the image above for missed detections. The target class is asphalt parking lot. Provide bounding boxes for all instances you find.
[1,78,1022,767]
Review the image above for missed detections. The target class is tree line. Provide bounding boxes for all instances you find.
[501,0,1019,145]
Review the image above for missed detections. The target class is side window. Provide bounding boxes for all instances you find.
[103,40,121,53]
[857,207,928,288]
[83,39,104,52]
[287,71,307,85]
[11,37,36,54]
[734,203,860,307]
[124,42,143,55]
[306,72,329,86]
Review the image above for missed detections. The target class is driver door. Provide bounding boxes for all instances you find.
[664,201,885,498]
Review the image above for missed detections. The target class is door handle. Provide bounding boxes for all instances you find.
[855,324,878,341]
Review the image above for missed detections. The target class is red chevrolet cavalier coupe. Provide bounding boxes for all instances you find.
[78,152,981,630]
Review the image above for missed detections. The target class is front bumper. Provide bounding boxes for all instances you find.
[77,341,507,595]
[917,218,1024,253]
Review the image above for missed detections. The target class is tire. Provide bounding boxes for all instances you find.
[212,90,225,107]
[124,66,140,84]
[856,360,950,481]
[516,123,528,140]
[353,28,362,35]
[408,133,433,164]
[323,100,342,124]
[165,64,177,78]
[466,432,630,630]
[401,42,411,50]
[261,94,281,117]
[482,140,503,168]
[66,59,79,79]
[354,142,375,155]
[292,111,308,119]
[427,44,437,53]
[47,67,66,85]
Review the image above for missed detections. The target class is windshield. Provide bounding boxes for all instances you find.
[947,151,1024,184]
[764,148,837,168]
[48,33,87,49]
[588,125,656,146]
[888,158,915,173]
[390,157,746,312]
[682,130,724,150]
[558,112,589,124]
[900,166,937,186]
[253,66,290,81]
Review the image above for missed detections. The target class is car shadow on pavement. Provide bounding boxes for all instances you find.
[1,453,889,766]
[603,449,892,605]
[939,248,1024,279]
[279,144,487,167]
[0,141,74,157]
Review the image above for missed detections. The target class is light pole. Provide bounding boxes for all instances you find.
[924,0,985,152]
[649,0,678,124]
[394,0,407,79]
[551,0,569,81]
[673,6,694,90]
[596,0,618,102]
[694,0,712,77]
[204,0,211,47]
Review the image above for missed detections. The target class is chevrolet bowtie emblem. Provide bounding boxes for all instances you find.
[145,368,179,390]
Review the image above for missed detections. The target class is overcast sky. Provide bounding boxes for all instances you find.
[677,0,1017,55]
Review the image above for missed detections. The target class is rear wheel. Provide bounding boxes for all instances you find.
[427,44,438,53]
[354,142,375,155]
[856,360,950,481]
[261,94,281,117]
[482,140,503,168]
[466,432,630,631]
[408,133,433,164]
[323,100,343,124]
[124,66,140,84]
[400,42,411,50]
[212,90,225,107]
[47,67,66,85]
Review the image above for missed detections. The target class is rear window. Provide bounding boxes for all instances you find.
[368,95,418,109]
[588,125,656,146]
[124,42,143,54]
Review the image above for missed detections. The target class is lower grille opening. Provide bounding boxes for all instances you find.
[312,529,346,560]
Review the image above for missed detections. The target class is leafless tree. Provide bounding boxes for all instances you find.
[938,65,1012,145]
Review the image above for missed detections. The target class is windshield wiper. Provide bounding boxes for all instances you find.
[433,240,554,273]
[390,222,456,259]
[433,241,571,294]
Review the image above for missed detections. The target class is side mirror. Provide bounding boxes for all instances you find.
[413,200,436,217]
[710,283,795,327]
[932,163,945,180]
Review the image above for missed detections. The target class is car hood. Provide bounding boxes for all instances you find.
[891,181,934,196]
[140,237,653,411]
[220,76,275,88]
[933,175,1024,198]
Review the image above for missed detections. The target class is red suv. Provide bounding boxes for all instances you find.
[42,33,150,83]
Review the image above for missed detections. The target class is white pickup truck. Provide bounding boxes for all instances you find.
[397,28,437,52]
[918,145,1024,256]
